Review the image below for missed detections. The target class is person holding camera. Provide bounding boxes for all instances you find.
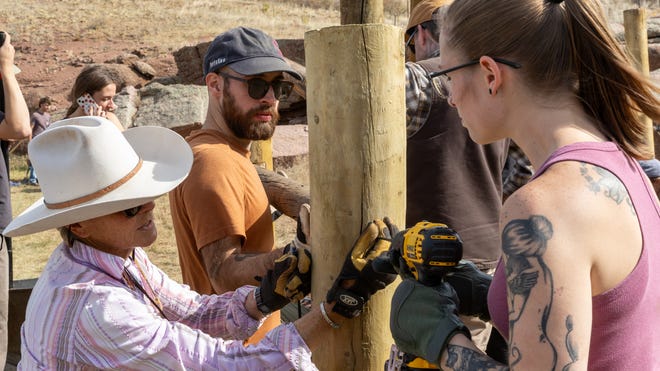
[0,30,31,369]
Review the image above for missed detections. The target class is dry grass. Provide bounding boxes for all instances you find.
[1,0,408,50]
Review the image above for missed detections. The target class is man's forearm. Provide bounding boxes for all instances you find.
[208,246,283,293]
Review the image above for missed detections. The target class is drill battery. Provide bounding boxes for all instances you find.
[385,344,440,370]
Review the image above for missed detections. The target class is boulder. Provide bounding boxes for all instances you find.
[113,85,140,129]
[132,82,208,129]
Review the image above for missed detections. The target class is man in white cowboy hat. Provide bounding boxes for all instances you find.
[0,30,31,369]
[169,27,312,340]
[5,116,398,369]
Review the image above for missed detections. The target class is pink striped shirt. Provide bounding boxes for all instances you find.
[18,241,317,370]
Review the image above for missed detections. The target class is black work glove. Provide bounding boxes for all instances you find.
[280,242,312,301]
[326,218,399,318]
[280,203,313,301]
[255,246,312,315]
[291,203,311,250]
[390,279,471,364]
[372,226,417,279]
[444,260,492,321]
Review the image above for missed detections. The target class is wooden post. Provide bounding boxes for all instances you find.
[624,8,655,155]
[340,0,384,25]
[250,139,273,170]
[306,24,406,371]
[256,166,310,218]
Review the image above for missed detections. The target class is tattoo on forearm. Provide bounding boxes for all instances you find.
[445,345,508,370]
[562,315,578,371]
[502,215,557,368]
[580,163,634,216]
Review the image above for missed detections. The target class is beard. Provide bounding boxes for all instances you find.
[222,84,279,140]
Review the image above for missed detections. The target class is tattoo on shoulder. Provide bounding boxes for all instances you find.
[445,344,508,370]
[502,215,557,368]
[579,163,635,216]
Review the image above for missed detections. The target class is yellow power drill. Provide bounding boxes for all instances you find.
[383,221,463,371]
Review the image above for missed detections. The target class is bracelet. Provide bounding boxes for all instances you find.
[320,302,340,329]
[253,288,272,315]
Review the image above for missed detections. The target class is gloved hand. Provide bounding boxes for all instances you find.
[291,203,311,250]
[326,217,399,318]
[255,246,312,314]
[444,260,492,321]
[390,279,471,364]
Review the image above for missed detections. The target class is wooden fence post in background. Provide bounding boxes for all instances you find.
[305,24,406,370]
[250,138,274,170]
[624,8,655,156]
[340,0,384,25]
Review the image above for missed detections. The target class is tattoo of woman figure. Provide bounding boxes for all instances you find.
[503,215,557,368]
[579,163,635,216]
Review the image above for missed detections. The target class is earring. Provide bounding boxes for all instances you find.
[488,88,492,95]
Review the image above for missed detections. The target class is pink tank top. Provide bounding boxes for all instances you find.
[487,142,660,369]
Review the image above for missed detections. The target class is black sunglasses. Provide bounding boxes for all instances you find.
[405,28,417,55]
[428,57,522,79]
[217,71,294,101]
[123,205,143,218]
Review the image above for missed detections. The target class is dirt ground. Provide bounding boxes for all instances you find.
[14,39,178,119]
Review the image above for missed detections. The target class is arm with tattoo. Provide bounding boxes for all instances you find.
[201,235,283,293]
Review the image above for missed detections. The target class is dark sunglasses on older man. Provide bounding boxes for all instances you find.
[216,71,294,101]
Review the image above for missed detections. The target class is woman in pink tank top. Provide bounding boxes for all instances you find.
[388,0,660,369]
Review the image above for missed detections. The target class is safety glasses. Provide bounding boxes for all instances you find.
[405,28,417,55]
[217,71,294,101]
[429,57,521,98]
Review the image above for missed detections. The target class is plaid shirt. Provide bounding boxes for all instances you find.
[405,60,533,196]
[502,141,534,199]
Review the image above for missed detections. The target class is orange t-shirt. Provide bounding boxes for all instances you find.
[169,129,275,295]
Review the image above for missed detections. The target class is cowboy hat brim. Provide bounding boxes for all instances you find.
[3,125,192,237]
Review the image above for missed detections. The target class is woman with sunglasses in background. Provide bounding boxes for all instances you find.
[389,0,660,369]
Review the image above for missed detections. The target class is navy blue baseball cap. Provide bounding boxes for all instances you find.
[203,27,302,80]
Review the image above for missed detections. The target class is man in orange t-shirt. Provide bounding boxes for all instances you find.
[169,27,311,342]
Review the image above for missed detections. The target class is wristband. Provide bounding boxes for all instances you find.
[254,288,272,315]
[320,302,341,329]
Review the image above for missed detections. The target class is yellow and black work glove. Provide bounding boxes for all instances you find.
[291,203,311,251]
[282,203,313,301]
[372,227,415,279]
[255,247,312,315]
[325,217,399,318]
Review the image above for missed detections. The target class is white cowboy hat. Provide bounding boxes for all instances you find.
[3,116,193,237]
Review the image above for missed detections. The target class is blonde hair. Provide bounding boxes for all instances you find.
[442,0,660,159]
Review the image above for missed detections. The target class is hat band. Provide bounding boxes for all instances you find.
[44,159,143,210]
